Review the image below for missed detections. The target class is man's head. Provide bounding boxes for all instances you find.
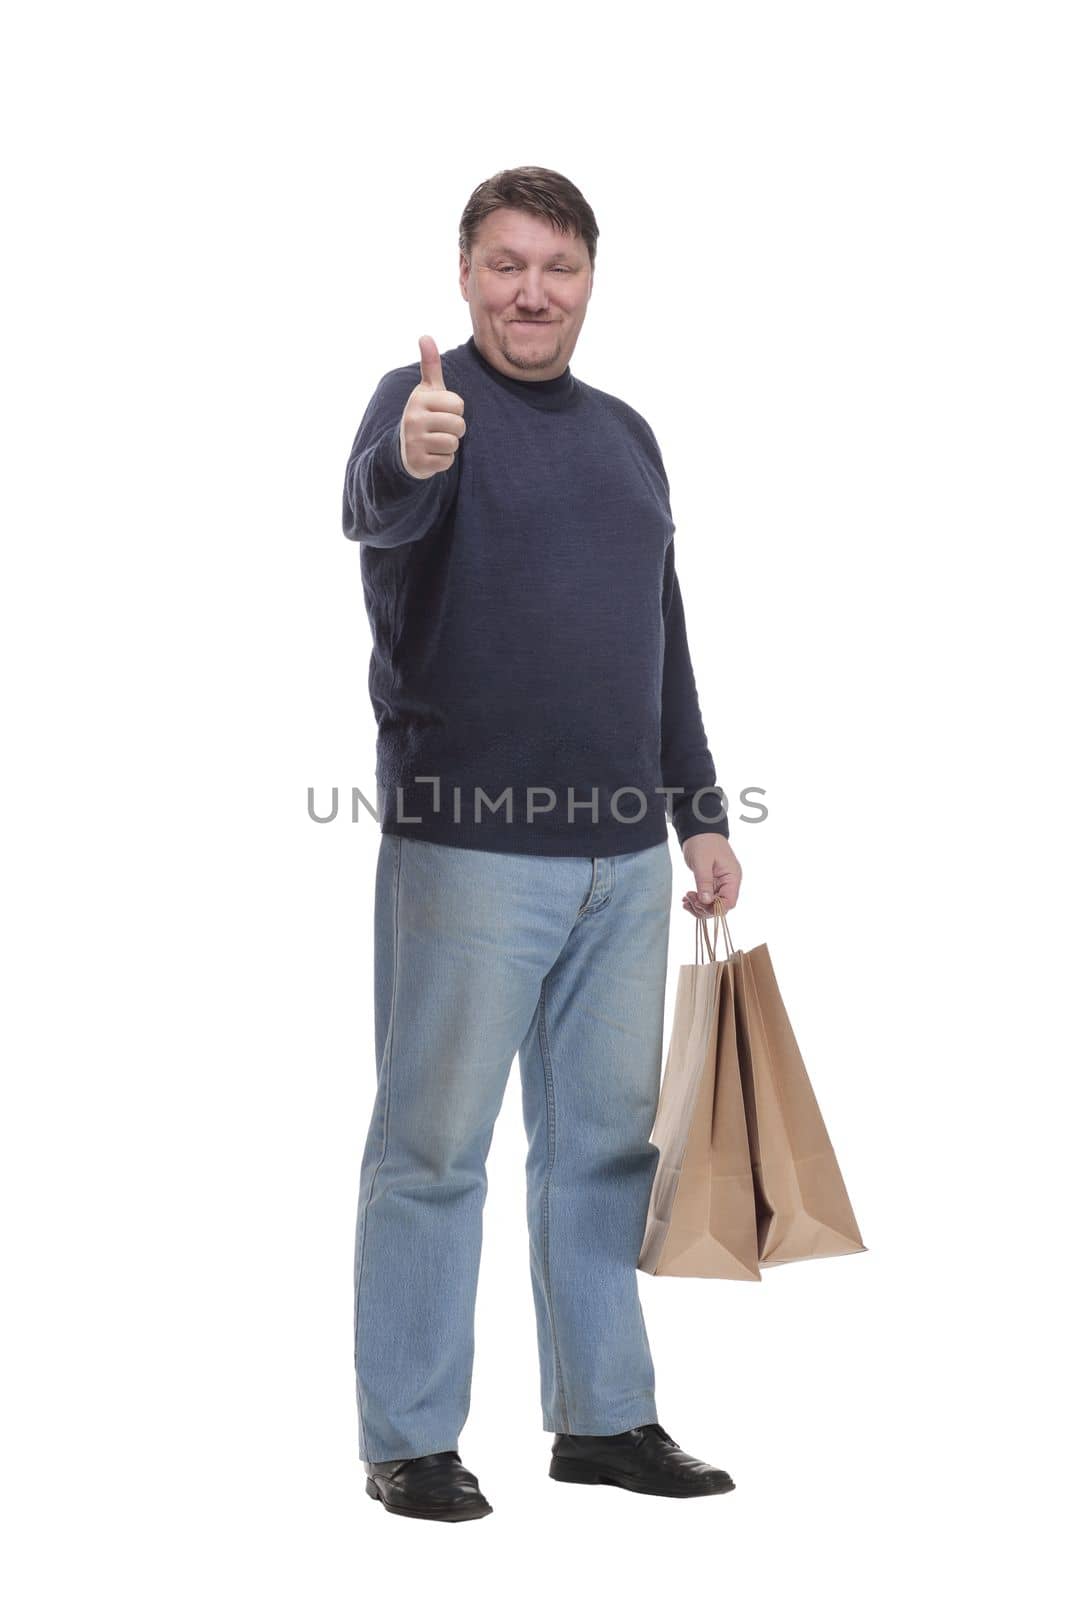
[458,167,598,381]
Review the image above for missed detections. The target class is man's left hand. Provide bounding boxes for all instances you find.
[680,833,742,915]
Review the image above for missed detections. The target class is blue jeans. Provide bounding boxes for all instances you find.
[353,832,673,1463]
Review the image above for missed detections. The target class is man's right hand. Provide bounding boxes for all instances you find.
[399,335,467,479]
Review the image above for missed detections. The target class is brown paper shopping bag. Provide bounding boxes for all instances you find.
[713,900,867,1268]
[638,914,761,1279]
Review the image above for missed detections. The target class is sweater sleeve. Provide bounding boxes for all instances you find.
[661,533,730,845]
[342,367,460,548]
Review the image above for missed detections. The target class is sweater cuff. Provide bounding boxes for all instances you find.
[672,789,730,847]
[383,421,419,490]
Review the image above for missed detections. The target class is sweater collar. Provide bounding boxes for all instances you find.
[463,335,578,410]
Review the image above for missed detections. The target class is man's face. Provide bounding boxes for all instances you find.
[459,207,593,380]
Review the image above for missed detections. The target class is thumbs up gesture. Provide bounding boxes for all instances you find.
[399,335,467,479]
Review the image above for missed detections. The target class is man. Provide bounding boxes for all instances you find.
[342,167,742,1522]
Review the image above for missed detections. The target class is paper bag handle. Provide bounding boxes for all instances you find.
[694,896,736,964]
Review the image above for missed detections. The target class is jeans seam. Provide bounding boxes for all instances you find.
[575,856,596,919]
[354,837,402,1461]
[537,977,570,1433]
[576,856,615,920]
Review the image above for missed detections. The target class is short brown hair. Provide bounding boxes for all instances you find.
[459,166,599,271]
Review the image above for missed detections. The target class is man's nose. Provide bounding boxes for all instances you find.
[515,271,550,308]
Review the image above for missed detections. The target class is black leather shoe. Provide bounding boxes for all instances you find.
[549,1422,735,1497]
[364,1450,493,1521]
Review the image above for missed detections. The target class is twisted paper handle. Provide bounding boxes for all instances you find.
[694,895,736,964]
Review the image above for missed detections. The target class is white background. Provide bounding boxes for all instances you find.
[3,1,1063,1593]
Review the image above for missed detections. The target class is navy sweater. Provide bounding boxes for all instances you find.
[341,334,728,857]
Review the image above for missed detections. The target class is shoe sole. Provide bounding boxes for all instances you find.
[365,1476,493,1521]
[549,1455,735,1497]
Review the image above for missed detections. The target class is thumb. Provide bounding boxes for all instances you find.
[418,334,445,390]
